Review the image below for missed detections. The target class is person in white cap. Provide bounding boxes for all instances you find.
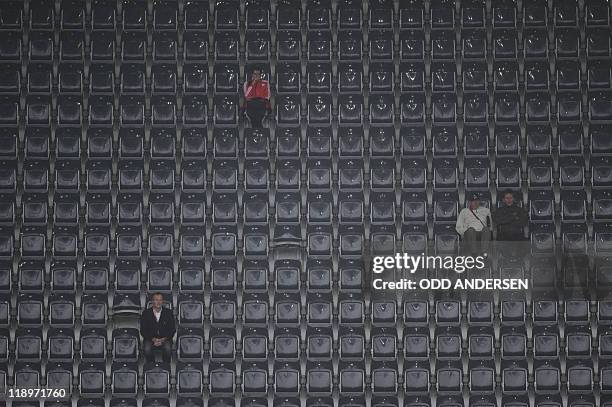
[456,194,492,254]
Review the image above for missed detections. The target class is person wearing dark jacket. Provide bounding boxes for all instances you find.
[494,190,528,241]
[140,292,176,363]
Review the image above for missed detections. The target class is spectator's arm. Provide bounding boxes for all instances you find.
[140,314,151,340]
[264,81,271,100]
[456,210,466,236]
[168,313,176,339]
[519,207,529,226]
[493,209,510,225]
[244,82,253,98]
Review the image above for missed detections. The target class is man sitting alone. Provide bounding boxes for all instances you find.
[243,68,271,128]
[140,292,175,363]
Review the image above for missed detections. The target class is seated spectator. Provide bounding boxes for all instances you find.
[140,292,175,363]
[456,195,492,254]
[494,190,528,241]
[243,68,271,128]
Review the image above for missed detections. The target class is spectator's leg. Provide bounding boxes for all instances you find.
[463,228,478,254]
[503,232,523,258]
[161,341,172,363]
[143,341,155,363]
[246,101,265,128]
[245,102,256,127]
[480,227,491,254]
[463,228,477,241]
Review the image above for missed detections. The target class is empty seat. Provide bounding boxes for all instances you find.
[277,31,301,60]
[307,31,331,61]
[338,31,362,61]
[79,362,106,396]
[400,30,425,60]
[338,94,363,123]
[177,363,204,395]
[80,328,106,361]
[214,64,239,93]
[523,61,549,92]
[277,0,300,30]
[587,28,611,57]
[399,186,425,218]
[400,63,425,92]
[463,62,487,91]
[370,63,394,93]
[433,191,458,222]
[431,31,455,60]
[46,362,73,393]
[307,95,332,124]
[462,29,486,59]
[371,94,395,123]
[210,224,237,255]
[463,93,488,122]
[110,328,139,363]
[276,95,301,125]
[567,361,594,393]
[0,2,23,30]
[144,363,170,396]
[110,362,137,396]
[433,158,458,189]
[369,30,393,60]
[469,360,495,394]
[14,363,41,389]
[524,28,548,59]
[16,328,43,361]
[277,63,301,94]
[464,158,489,189]
[177,261,204,292]
[493,29,518,59]
[400,94,423,123]
[178,294,204,327]
[245,32,270,60]
[432,94,457,122]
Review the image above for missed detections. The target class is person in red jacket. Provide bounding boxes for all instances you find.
[243,68,271,128]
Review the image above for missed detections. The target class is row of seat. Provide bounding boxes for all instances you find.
[2,124,608,159]
[19,396,612,407]
[4,223,605,258]
[6,358,612,396]
[0,297,603,329]
[3,159,612,197]
[6,221,612,256]
[8,188,612,221]
[2,253,610,292]
[36,397,612,407]
[4,320,610,363]
[2,60,612,96]
[3,0,611,32]
[3,93,612,126]
[4,28,612,62]
[5,360,612,398]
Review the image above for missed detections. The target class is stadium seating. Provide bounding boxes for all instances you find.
[0,0,611,405]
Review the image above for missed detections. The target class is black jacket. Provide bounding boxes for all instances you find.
[494,204,528,239]
[139,307,176,341]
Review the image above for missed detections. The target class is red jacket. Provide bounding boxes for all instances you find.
[243,80,271,108]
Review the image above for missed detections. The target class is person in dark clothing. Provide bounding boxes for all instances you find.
[494,190,528,241]
[243,69,271,128]
[140,292,176,363]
